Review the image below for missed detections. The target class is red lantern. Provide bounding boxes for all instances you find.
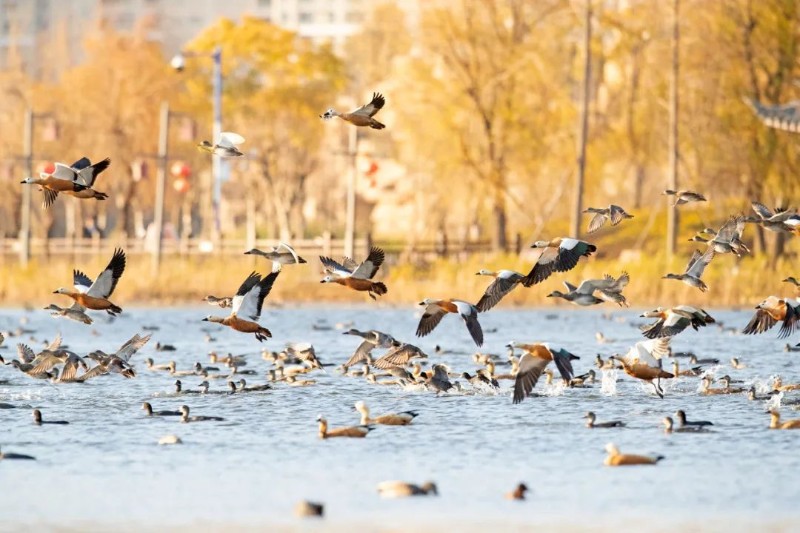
[39,161,55,174]
[170,161,191,178]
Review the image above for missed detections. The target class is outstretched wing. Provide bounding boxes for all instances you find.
[17,343,36,363]
[587,212,607,234]
[609,205,630,225]
[73,270,94,293]
[352,247,385,279]
[352,92,385,117]
[75,157,110,187]
[50,163,77,182]
[343,340,374,369]
[475,276,520,312]
[373,344,423,369]
[231,272,262,318]
[116,333,152,361]
[42,189,59,209]
[87,248,126,298]
[416,305,446,337]
[512,351,549,404]
[751,201,773,220]
[218,132,245,148]
[70,157,91,170]
[686,248,714,278]
[319,256,353,277]
[742,308,777,335]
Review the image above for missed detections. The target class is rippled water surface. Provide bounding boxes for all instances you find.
[1,306,799,531]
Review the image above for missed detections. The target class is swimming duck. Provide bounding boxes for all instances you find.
[179,405,225,423]
[317,415,373,438]
[475,269,526,311]
[570,369,596,387]
[354,401,418,426]
[674,409,713,427]
[688,354,720,365]
[142,402,181,417]
[320,247,387,300]
[342,329,400,370]
[769,409,800,429]
[294,500,324,518]
[547,272,629,307]
[671,360,703,377]
[158,435,183,445]
[377,481,438,498]
[505,483,529,501]
[320,92,386,129]
[663,416,709,434]
[417,299,483,347]
[730,357,746,369]
[0,446,36,461]
[203,270,279,342]
[640,306,715,338]
[21,156,110,209]
[662,189,706,206]
[202,295,232,308]
[583,411,625,428]
[373,343,427,369]
[285,375,316,386]
[521,238,596,286]
[610,338,673,398]
[32,409,68,425]
[197,132,245,157]
[748,202,799,233]
[662,248,715,292]
[43,303,93,325]
[237,378,271,392]
[595,354,615,370]
[584,205,633,233]
[145,358,171,371]
[699,376,743,395]
[461,369,500,390]
[53,248,126,315]
[510,343,577,404]
[743,296,800,338]
[603,443,663,466]
[244,242,306,265]
[748,387,776,401]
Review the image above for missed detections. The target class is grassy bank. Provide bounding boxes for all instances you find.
[0,250,794,309]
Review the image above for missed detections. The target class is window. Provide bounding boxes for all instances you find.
[299,11,313,23]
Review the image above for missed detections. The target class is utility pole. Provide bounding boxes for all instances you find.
[571,0,592,240]
[666,0,680,258]
[19,109,32,267]
[153,102,170,275]
[343,127,358,258]
[211,46,223,244]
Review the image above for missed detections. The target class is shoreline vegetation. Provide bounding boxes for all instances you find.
[0,251,792,309]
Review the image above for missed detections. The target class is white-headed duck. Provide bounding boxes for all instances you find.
[320,92,386,129]
[203,270,279,342]
[417,299,483,347]
[521,238,596,286]
[53,248,126,315]
[377,480,438,498]
[743,296,800,338]
[320,247,387,300]
[317,415,373,438]
[354,401,418,426]
[610,338,673,398]
[21,156,110,209]
[604,443,663,466]
[510,343,577,404]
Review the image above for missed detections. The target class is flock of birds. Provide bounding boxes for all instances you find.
[7,91,800,518]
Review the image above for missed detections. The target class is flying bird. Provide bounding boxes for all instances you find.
[742,296,800,338]
[416,299,483,347]
[53,248,126,315]
[21,156,110,209]
[510,342,577,404]
[320,247,388,300]
[521,238,596,287]
[475,269,526,311]
[662,248,715,292]
[197,132,245,157]
[584,205,633,234]
[639,306,715,338]
[203,270,279,342]
[662,189,706,206]
[320,92,386,129]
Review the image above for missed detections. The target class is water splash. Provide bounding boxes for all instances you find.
[600,368,618,396]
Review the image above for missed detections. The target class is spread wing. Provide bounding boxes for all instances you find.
[475,275,521,312]
[742,308,776,335]
[319,256,352,277]
[686,248,714,278]
[71,157,91,170]
[42,189,59,209]
[231,272,262,319]
[50,163,77,182]
[351,247,385,279]
[609,205,630,225]
[87,248,126,298]
[587,212,608,234]
[522,246,560,286]
[75,157,110,187]
[552,349,577,383]
[17,343,36,363]
[73,270,94,293]
[116,333,152,362]
[513,352,550,404]
[455,301,483,346]
[218,132,245,148]
[416,305,446,337]
[46,332,62,352]
[352,92,385,117]
[627,338,670,366]
[343,340,374,368]
[373,344,423,369]
[714,216,738,242]
[751,201,773,220]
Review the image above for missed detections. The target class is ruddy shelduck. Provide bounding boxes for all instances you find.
[417,299,483,347]
[317,415,373,439]
[53,248,126,315]
[522,238,596,286]
[320,92,386,129]
[320,247,388,300]
[203,270,279,342]
[354,401,418,426]
[604,443,663,466]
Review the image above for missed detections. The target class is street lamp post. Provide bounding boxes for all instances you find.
[171,46,223,242]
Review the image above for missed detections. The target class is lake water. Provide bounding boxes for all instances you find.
[1,305,798,532]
